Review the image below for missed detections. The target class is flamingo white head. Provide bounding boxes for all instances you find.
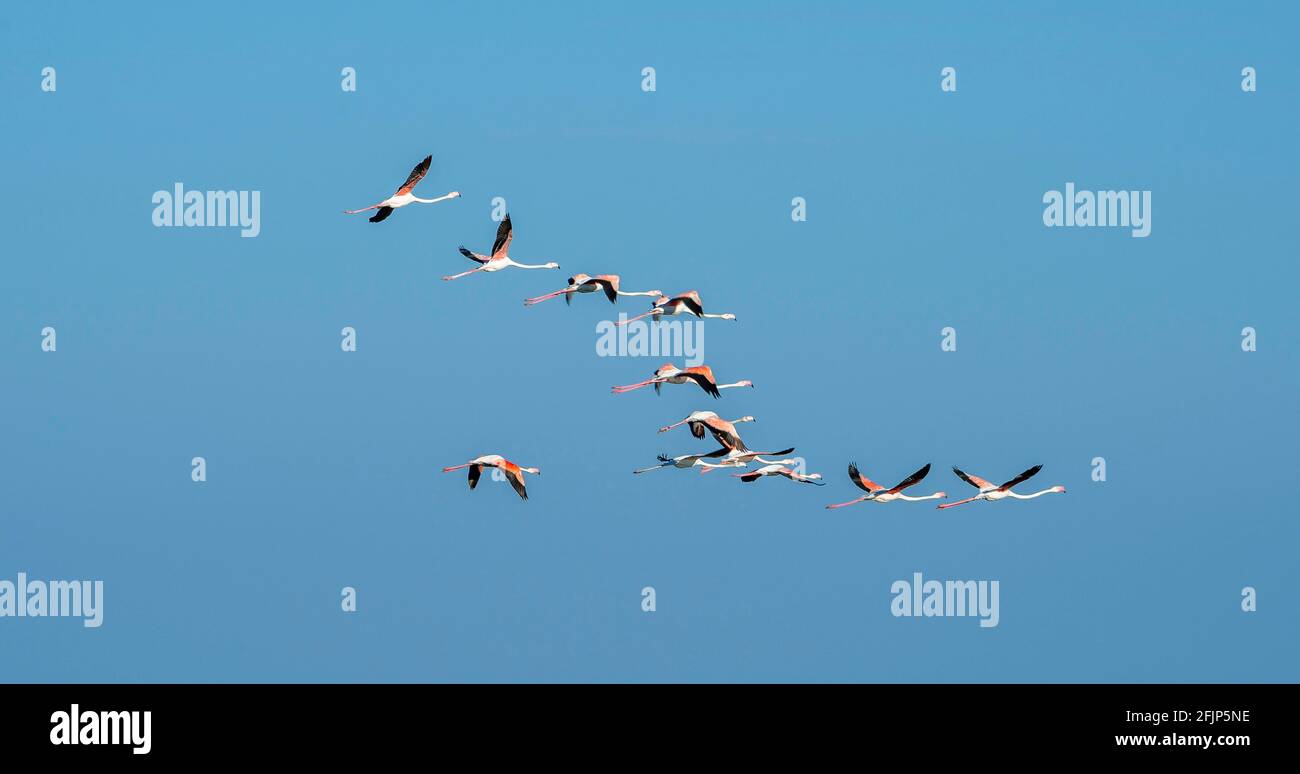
[544,262,560,269]
[522,467,541,475]
[718,313,737,321]
[735,380,755,388]
[736,415,756,423]
[449,191,463,198]
[1052,485,1065,493]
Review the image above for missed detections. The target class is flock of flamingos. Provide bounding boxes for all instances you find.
[345,155,1067,509]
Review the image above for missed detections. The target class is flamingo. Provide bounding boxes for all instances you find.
[615,291,737,326]
[937,464,1065,510]
[732,464,825,486]
[523,274,661,306]
[444,214,560,281]
[612,363,753,398]
[633,448,732,474]
[343,155,461,222]
[657,411,755,450]
[824,463,946,509]
[441,454,541,501]
[696,447,798,472]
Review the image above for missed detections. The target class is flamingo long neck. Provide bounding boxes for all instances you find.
[896,492,945,501]
[701,312,734,320]
[508,259,554,269]
[717,381,749,390]
[413,192,458,204]
[1007,489,1058,500]
[618,289,660,297]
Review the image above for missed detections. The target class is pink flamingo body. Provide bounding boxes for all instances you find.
[343,155,460,222]
[615,290,736,326]
[732,463,824,486]
[657,411,755,451]
[612,363,752,399]
[444,214,560,281]
[524,274,661,306]
[442,454,541,501]
[937,465,1065,510]
[825,463,946,509]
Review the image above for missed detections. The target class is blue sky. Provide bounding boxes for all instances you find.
[2,1,1297,681]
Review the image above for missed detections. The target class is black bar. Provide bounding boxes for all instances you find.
[0,684,1283,760]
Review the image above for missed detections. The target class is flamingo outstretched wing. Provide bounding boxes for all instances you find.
[491,214,513,258]
[887,463,932,494]
[952,466,995,491]
[848,463,884,493]
[395,155,432,195]
[998,464,1043,491]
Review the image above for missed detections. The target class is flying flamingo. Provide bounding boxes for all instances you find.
[444,214,560,281]
[343,155,461,222]
[612,363,753,398]
[732,463,825,486]
[824,463,947,509]
[441,454,541,501]
[657,411,755,450]
[615,291,737,326]
[523,274,661,306]
[633,448,731,474]
[937,464,1065,510]
[696,447,797,472]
